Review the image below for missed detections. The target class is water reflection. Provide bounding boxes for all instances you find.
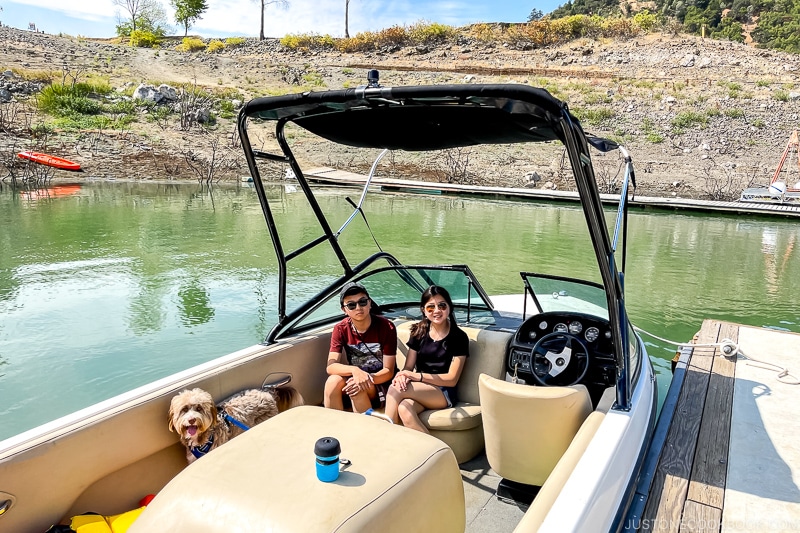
[177,279,215,327]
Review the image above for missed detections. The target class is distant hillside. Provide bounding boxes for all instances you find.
[548,0,800,52]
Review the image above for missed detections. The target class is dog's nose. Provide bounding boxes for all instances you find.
[188,417,196,425]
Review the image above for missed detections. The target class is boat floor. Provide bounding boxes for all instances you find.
[461,453,527,532]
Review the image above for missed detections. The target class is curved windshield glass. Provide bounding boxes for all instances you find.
[282,265,495,339]
[521,273,608,319]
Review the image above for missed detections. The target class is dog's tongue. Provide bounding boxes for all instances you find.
[187,425,198,436]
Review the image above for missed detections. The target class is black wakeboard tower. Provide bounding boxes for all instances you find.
[236,71,638,409]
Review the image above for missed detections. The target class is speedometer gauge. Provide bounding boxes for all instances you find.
[568,322,583,335]
[585,327,600,342]
[554,323,568,333]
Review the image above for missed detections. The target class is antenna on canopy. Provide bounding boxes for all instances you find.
[367,69,380,88]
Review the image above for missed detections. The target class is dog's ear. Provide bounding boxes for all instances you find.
[167,407,176,433]
[167,396,179,433]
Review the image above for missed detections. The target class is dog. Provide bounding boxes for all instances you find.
[168,385,304,463]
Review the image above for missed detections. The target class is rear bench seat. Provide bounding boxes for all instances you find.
[394,321,511,464]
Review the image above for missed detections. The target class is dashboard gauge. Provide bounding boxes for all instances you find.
[528,331,538,341]
[568,321,583,335]
[605,330,612,339]
[585,327,600,342]
[539,321,548,330]
[554,323,568,333]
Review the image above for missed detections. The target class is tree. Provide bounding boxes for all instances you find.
[113,0,170,36]
[253,0,289,41]
[171,0,209,36]
[528,8,544,21]
[113,0,144,33]
[345,0,351,38]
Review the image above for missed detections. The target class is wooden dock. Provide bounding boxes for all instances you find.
[304,167,800,218]
[628,320,800,532]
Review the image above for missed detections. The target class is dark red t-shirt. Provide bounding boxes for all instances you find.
[330,315,397,373]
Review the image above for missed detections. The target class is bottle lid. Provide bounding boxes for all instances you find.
[314,437,340,457]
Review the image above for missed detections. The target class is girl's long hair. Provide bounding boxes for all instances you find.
[410,285,457,341]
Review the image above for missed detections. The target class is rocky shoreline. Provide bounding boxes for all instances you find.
[1,24,799,199]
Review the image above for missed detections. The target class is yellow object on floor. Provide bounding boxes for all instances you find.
[70,507,145,533]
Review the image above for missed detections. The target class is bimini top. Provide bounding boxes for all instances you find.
[241,84,582,151]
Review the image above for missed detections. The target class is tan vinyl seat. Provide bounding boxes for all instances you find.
[395,322,510,464]
[130,406,465,533]
[478,373,593,486]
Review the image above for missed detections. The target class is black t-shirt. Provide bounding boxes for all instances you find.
[407,324,469,374]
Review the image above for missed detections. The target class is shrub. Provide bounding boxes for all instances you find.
[129,30,161,48]
[601,17,638,38]
[467,23,502,43]
[408,22,456,45]
[176,37,206,52]
[37,83,105,116]
[633,10,660,32]
[774,90,789,101]
[336,33,375,52]
[281,33,336,51]
[225,37,246,47]
[573,107,615,126]
[375,25,409,47]
[671,111,707,129]
[206,40,225,53]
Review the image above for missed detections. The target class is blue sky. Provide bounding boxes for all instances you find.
[1,0,558,39]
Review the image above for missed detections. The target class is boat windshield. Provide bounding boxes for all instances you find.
[520,273,608,319]
[278,264,495,339]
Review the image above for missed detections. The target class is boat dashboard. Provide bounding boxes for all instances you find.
[506,311,617,397]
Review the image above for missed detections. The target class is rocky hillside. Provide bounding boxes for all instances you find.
[1,24,799,199]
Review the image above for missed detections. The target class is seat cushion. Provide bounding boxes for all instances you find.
[419,402,482,430]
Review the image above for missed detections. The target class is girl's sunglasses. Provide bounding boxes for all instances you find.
[343,297,370,310]
[424,302,449,312]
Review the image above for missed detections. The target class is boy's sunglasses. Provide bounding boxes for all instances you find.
[424,302,449,312]
[343,297,370,310]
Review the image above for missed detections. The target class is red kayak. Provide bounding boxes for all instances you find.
[17,151,81,171]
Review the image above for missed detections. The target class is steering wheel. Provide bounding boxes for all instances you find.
[529,332,591,386]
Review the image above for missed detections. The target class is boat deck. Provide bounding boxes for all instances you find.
[303,167,800,218]
[461,454,526,532]
[631,319,800,532]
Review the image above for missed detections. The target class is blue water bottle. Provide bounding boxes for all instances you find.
[315,437,341,482]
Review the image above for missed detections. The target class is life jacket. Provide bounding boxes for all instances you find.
[69,506,146,533]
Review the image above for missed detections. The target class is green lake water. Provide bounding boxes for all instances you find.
[1,180,798,441]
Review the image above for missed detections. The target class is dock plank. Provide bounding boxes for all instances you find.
[680,500,722,533]
[687,322,738,511]
[640,321,721,533]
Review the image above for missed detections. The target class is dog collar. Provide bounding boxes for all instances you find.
[190,434,214,459]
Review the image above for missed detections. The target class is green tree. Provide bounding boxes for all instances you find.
[172,0,209,36]
[114,0,170,36]
[253,0,289,41]
[113,0,144,33]
[528,8,545,21]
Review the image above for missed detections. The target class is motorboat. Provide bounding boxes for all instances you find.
[0,74,656,533]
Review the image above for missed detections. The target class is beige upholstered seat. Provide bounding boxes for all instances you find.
[478,373,593,487]
[130,406,465,533]
[395,322,510,463]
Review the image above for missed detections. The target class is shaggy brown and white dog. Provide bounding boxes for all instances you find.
[168,386,304,463]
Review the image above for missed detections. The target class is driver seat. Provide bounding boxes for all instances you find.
[478,374,593,487]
